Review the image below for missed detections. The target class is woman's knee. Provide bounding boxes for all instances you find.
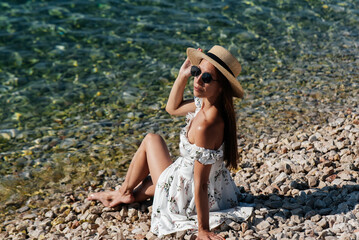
[144,133,163,144]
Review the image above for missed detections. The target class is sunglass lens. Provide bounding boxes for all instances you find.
[190,66,213,83]
[191,66,201,77]
[202,73,212,83]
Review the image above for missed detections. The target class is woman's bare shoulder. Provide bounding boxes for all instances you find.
[194,108,224,149]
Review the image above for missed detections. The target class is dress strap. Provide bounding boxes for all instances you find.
[194,97,202,110]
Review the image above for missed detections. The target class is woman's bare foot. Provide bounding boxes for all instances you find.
[87,189,135,207]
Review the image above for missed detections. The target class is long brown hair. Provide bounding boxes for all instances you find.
[216,69,239,169]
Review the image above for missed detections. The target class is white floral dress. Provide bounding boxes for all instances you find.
[151,97,253,237]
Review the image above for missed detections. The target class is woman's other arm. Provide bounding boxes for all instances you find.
[194,160,213,238]
[193,121,225,240]
[194,160,224,240]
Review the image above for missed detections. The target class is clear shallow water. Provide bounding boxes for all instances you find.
[0,0,358,212]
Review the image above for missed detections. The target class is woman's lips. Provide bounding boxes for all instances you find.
[194,86,203,92]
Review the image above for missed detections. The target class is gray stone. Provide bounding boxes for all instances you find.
[0,129,18,139]
[89,206,102,215]
[274,172,287,185]
[330,118,345,127]
[337,202,349,212]
[278,163,292,174]
[145,231,157,240]
[17,206,30,213]
[331,178,343,186]
[337,171,352,180]
[340,233,356,240]
[301,141,312,149]
[45,210,55,218]
[290,214,302,224]
[80,201,91,213]
[173,230,185,239]
[314,141,328,153]
[131,228,143,234]
[318,208,332,215]
[226,220,241,231]
[322,196,333,206]
[226,237,237,240]
[65,212,76,222]
[304,211,316,219]
[15,223,28,232]
[282,201,301,210]
[79,210,90,221]
[264,200,282,209]
[307,176,318,187]
[86,214,97,223]
[28,229,44,239]
[292,142,301,150]
[59,138,78,149]
[22,213,37,220]
[138,222,149,232]
[335,140,346,150]
[317,218,328,228]
[120,207,128,217]
[309,133,320,142]
[291,208,303,216]
[256,220,271,230]
[310,214,321,222]
[41,219,52,228]
[318,229,335,239]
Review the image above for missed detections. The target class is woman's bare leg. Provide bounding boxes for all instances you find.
[88,133,172,207]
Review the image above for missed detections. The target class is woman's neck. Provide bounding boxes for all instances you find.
[201,96,221,111]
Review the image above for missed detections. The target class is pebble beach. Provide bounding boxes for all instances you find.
[1,0,359,239]
[1,107,358,239]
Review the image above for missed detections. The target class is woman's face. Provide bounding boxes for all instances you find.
[193,59,222,100]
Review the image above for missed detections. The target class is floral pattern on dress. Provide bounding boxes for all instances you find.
[150,97,253,237]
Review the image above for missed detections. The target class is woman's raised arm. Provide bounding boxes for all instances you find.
[166,53,200,116]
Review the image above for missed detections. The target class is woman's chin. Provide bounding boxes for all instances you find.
[193,91,203,97]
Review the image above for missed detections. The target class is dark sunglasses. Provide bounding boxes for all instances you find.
[190,66,216,84]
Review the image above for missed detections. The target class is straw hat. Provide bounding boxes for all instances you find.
[186,45,244,98]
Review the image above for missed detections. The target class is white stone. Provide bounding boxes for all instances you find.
[131,228,143,234]
[274,172,287,184]
[138,222,149,232]
[256,220,271,230]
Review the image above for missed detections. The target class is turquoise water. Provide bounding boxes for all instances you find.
[0,0,358,212]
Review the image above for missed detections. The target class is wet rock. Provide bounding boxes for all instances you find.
[59,138,78,149]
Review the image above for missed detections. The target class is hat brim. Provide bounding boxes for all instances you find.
[186,48,244,98]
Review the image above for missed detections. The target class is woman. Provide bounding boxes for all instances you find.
[88,46,253,239]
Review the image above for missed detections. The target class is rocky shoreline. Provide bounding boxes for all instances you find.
[1,109,359,240]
